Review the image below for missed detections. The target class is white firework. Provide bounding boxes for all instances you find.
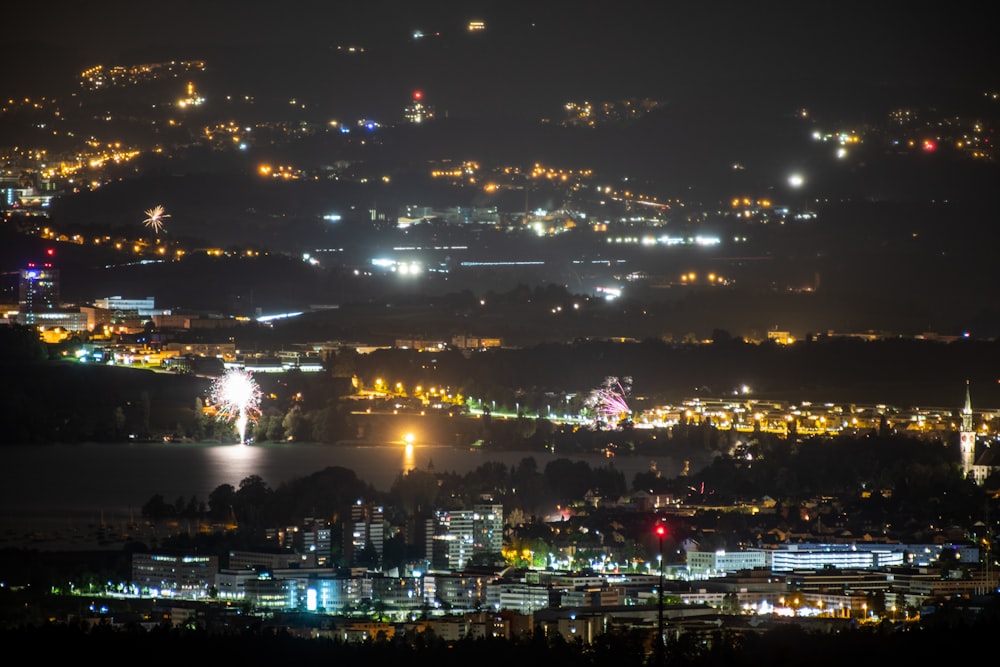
[142,204,171,233]
[210,368,262,444]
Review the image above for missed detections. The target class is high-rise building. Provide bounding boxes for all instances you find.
[431,504,503,571]
[403,90,435,124]
[298,519,333,567]
[344,500,385,566]
[18,254,60,325]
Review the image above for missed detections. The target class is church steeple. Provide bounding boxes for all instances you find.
[960,380,977,482]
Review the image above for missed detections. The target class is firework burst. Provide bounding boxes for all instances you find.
[586,376,633,426]
[142,204,171,234]
[210,368,262,444]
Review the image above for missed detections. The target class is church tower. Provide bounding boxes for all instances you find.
[960,380,976,481]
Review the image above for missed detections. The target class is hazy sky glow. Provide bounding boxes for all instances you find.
[6,1,995,119]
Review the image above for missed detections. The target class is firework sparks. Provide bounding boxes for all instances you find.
[210,368,262,444]
[142,204,171,234]
[586,376,632,426]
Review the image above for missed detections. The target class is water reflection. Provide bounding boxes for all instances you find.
[203,443,265,488]
[403,443,416,476]
[1,442,690,527]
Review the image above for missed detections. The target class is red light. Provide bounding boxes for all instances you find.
[655,524,666,537]
[413,90,423,100]
[46,248,55,256]
[922,139,936,152]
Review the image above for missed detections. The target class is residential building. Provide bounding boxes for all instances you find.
[345,500,385,566]
[431,503,503,570]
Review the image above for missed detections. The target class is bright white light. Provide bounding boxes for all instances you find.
[596,286,621,300]
[788,173,805,188]
[255,312,302,323]
[210,369,262,445]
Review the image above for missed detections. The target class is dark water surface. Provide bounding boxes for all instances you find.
[0,441,684,534]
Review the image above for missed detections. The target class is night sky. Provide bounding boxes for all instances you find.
[7,1,997,120]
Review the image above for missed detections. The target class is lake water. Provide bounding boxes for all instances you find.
[0,441,685,536]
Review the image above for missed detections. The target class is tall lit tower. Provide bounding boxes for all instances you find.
[960,380,976,480]
[18,249,60,325]
[403,90,435,124]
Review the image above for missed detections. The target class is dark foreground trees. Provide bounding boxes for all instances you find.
[0,611,995,666]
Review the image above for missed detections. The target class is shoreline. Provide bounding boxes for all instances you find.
[0,513,225,552]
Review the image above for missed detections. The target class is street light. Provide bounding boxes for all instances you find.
[654,522,667,666]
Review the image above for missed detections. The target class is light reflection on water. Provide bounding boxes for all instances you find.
[403,443,416,475]
[0,441,688,532]
[202,442,266,488]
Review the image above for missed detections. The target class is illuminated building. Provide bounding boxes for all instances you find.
[686,549,767,578]
[765,545,906,572]
[431,504,503,570]
[16,255,87,333]
[424,572,490,610]
[691,543,975,575]
[485,581,551,614]
[243,575,296,609]
[960,380,976,481]
[94,295,166,318]
[130,552,218,598]
[227,549,317,571]
[300,519,333,566]
[0,173,23,208]
[403,90,435,124]
[451,334,503,350]
[345,500,385,566]
[18,258,60,322]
